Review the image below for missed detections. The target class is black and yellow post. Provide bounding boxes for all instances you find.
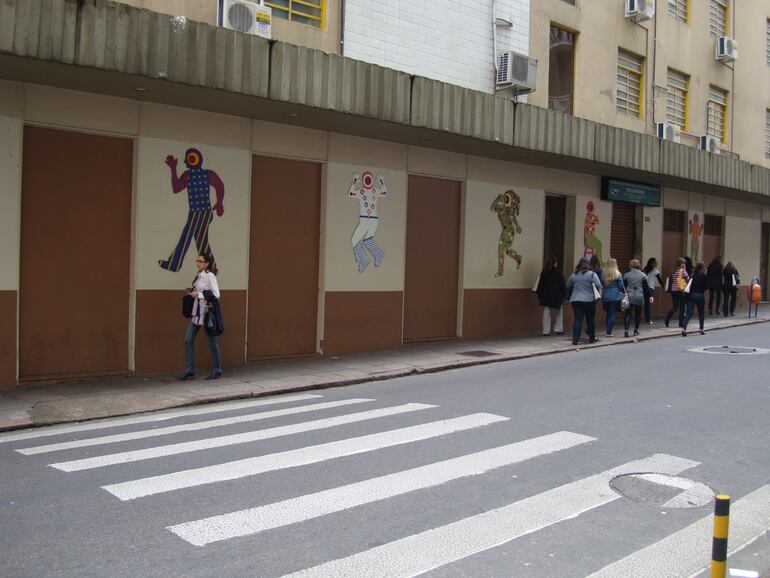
[711,494,730,578]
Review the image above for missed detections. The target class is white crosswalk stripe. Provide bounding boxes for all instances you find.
[51,403,436,472]
[167,430,595,546]
[0,393,322,443]
[102,413,509,501]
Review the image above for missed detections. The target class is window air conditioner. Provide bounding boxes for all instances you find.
[496,51,538,94]
[625,0,655,23]
[715,36,738,63]
[698,135,721,155]
[656,122,682,144]
[217,0,271,39]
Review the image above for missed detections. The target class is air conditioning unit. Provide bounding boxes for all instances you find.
[625,0,655,23]
[699,135,721,155]
[217,0,271,39]
[656,122,682,143]
[496,51,537,94]
[715,36,738,63]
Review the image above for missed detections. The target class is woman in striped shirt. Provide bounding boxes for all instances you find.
[664,258,689,328]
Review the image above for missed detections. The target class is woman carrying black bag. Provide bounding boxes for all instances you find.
[177,254,222,381]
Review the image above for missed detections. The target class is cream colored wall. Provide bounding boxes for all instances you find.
[704,195,727,216]
[252,120,328,161]
[724,204,761,283]
[663,188,689,210]
[0,115,22,291]
[641,205,662,265]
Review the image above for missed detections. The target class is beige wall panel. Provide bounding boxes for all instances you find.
[642,205,663,265]
[704,195,726,216]
[468,156,599,195]
[726,200,755,220]
[688,192,704,213]
[663,188,688,210]
[324,162,406,292]
[687,210,704,263]
[0,81,22,118]
[723,216,761,283]
[134,138,251,290]
[763,206,770,223]
[464,181,544,290]
[140,103,250,150]
[24,85,139,135]
[407,146,467,181]
[328,134,407,171]
[252,120,327,161]
[0,116,21,291]
[573,196,612,266]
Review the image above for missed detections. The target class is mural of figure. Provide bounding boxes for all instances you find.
[159,148,225,273]
[688,213,704,262]
[491,189,523,277]
[583,201,602,262]
[349,171,387,273]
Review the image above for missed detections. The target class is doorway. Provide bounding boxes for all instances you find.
[610,202,637,272]
[544,195,566,269]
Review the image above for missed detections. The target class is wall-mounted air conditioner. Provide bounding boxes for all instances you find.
[217,0,271,39]
[656,122,682,144]
[625,0,655,23]
[715,36,738,63]
[496,51,537,94]
[699,135,721,154]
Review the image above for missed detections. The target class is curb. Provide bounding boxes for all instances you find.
[1,317,767,433]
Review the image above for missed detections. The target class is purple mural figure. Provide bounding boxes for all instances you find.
[159,148,225,273]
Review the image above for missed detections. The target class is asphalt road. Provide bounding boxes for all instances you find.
[1,323,769,577]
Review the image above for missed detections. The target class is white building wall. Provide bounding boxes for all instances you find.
[343,0,530,94]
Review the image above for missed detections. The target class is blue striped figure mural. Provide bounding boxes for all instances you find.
[348,171,387,273]
[159,148,225,273]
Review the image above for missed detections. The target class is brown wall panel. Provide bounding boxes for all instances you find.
[0,291,17,387]
[404,176,461,341]
[135,290,246,374]
[324,291,402,354]
[703,235,721,265]
[462,289,542,339]
[20,127,132,380]
[248,156,321,359]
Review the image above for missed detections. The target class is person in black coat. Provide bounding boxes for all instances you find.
[722,261,740,317]
[706,256,723,315]
[537,256,567,335]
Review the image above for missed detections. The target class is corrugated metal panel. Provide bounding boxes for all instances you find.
[513,104,594,160]
[410,77,514,145]
[709,154,752,192]
[594,124,659,173]
[270,42,410,124]
[752,165,770,197]
[660,140,711,183]
[0,0,76,63]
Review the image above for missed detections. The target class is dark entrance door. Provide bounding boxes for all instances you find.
[544,195,566,268]
[610,202,636,272]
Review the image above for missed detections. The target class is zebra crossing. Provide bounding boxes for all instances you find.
[2,392,769,577]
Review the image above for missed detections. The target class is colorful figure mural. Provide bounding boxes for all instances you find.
[491,189,523,277]
[159,148,225,273]
[583,201,602,261]
[689,212,704,262]
[349,171,387,273]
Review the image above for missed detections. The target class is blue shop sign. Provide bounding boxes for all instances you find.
[601,178,661,206]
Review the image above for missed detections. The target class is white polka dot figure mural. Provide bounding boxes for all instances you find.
[348,171,387,273]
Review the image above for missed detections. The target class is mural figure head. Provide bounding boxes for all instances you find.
[185,148,204,169]
[586,201,594,213]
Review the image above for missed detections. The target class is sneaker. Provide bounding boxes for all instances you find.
[606,332,612,337]
[647,320,654,325]
[700,329,705,335]
[624,331,629,338]
[681,330,687,337]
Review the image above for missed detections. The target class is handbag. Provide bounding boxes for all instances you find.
[620,292,630,310]
[182,294,194,318]
[664,276,670,292]
[732,273,738,287]
[531,275,540,293]
[592,284,602,300]
[684,278,693,293]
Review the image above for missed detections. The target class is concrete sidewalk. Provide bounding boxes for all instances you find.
[1,313,767,432]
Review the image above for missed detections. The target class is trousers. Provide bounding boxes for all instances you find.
[184,321,222,374]
[542,306,564,335]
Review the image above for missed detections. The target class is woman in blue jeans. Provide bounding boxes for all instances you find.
[177,254,222,380]
[601,258,625,336]
[567,258,603,346]
[682,261,707,336]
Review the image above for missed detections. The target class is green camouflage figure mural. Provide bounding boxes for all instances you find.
[491,189,523,277]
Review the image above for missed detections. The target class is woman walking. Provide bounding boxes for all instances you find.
[623,259,653,338]
[722,261,740,317]
[567,258,603,346]
[601,258,625,336]
[177,254,223,381]
[664,258,689,328]
[536,256,567,335]
[706,256,723,315]
[682,261,708,336]
[642,257,663,324]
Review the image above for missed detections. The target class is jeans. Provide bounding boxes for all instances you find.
[572,301,597,344]
[542,306,564,335]
[604,301,619,334]
[644,298,652,322]
[624,304,642,332]
[683,292,705,331]
[184,321,222,374]
[722,288,737,316]
[708,288,722,314]
[665,292,685,327]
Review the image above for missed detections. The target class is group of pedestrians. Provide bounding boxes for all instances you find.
[536,253,741,345]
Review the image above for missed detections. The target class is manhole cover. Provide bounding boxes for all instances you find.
[689,346,770,355]
[610,473,714,508]
[457,350,499,358]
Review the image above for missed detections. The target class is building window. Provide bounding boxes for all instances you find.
[666,69,689,131]
[668,0,688,23]
[617,50,643,118]
[706,86,727,142]
[265,0,324,28]
[549,26,575,114]
[766,109,770,158]
[709,0,728,37]
[704,215,723,236]
[664,209,685,232]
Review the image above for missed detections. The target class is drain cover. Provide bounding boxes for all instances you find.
[690,346,770,355]
[610,473,714,508]
[457,350,499,358]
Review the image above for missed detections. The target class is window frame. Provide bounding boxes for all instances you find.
[706,86,728,143]
[668,0,689,24]
[264,0,325,29]
[709,0,728,37]
[616,49,644,119]
[666,68,689,131]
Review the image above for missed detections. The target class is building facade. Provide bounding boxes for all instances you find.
[0,0,768,387]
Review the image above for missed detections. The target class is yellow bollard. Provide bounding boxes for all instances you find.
[711,494,730,578]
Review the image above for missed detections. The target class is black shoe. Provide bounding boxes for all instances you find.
[633,330,640,336]
[205,372,222,380]
[589,338,599,343]
[572,340,579,346]
[700,329,705,335]
[681,330,687,337]
[177,371,194,381]
[664,320,669,328]
[624,331,629,338]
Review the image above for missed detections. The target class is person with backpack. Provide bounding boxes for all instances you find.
[706,256,723,315]
[536,256,567,335]
[601,258,624,336]
[664,258,689,328]
[722,261,740,317]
